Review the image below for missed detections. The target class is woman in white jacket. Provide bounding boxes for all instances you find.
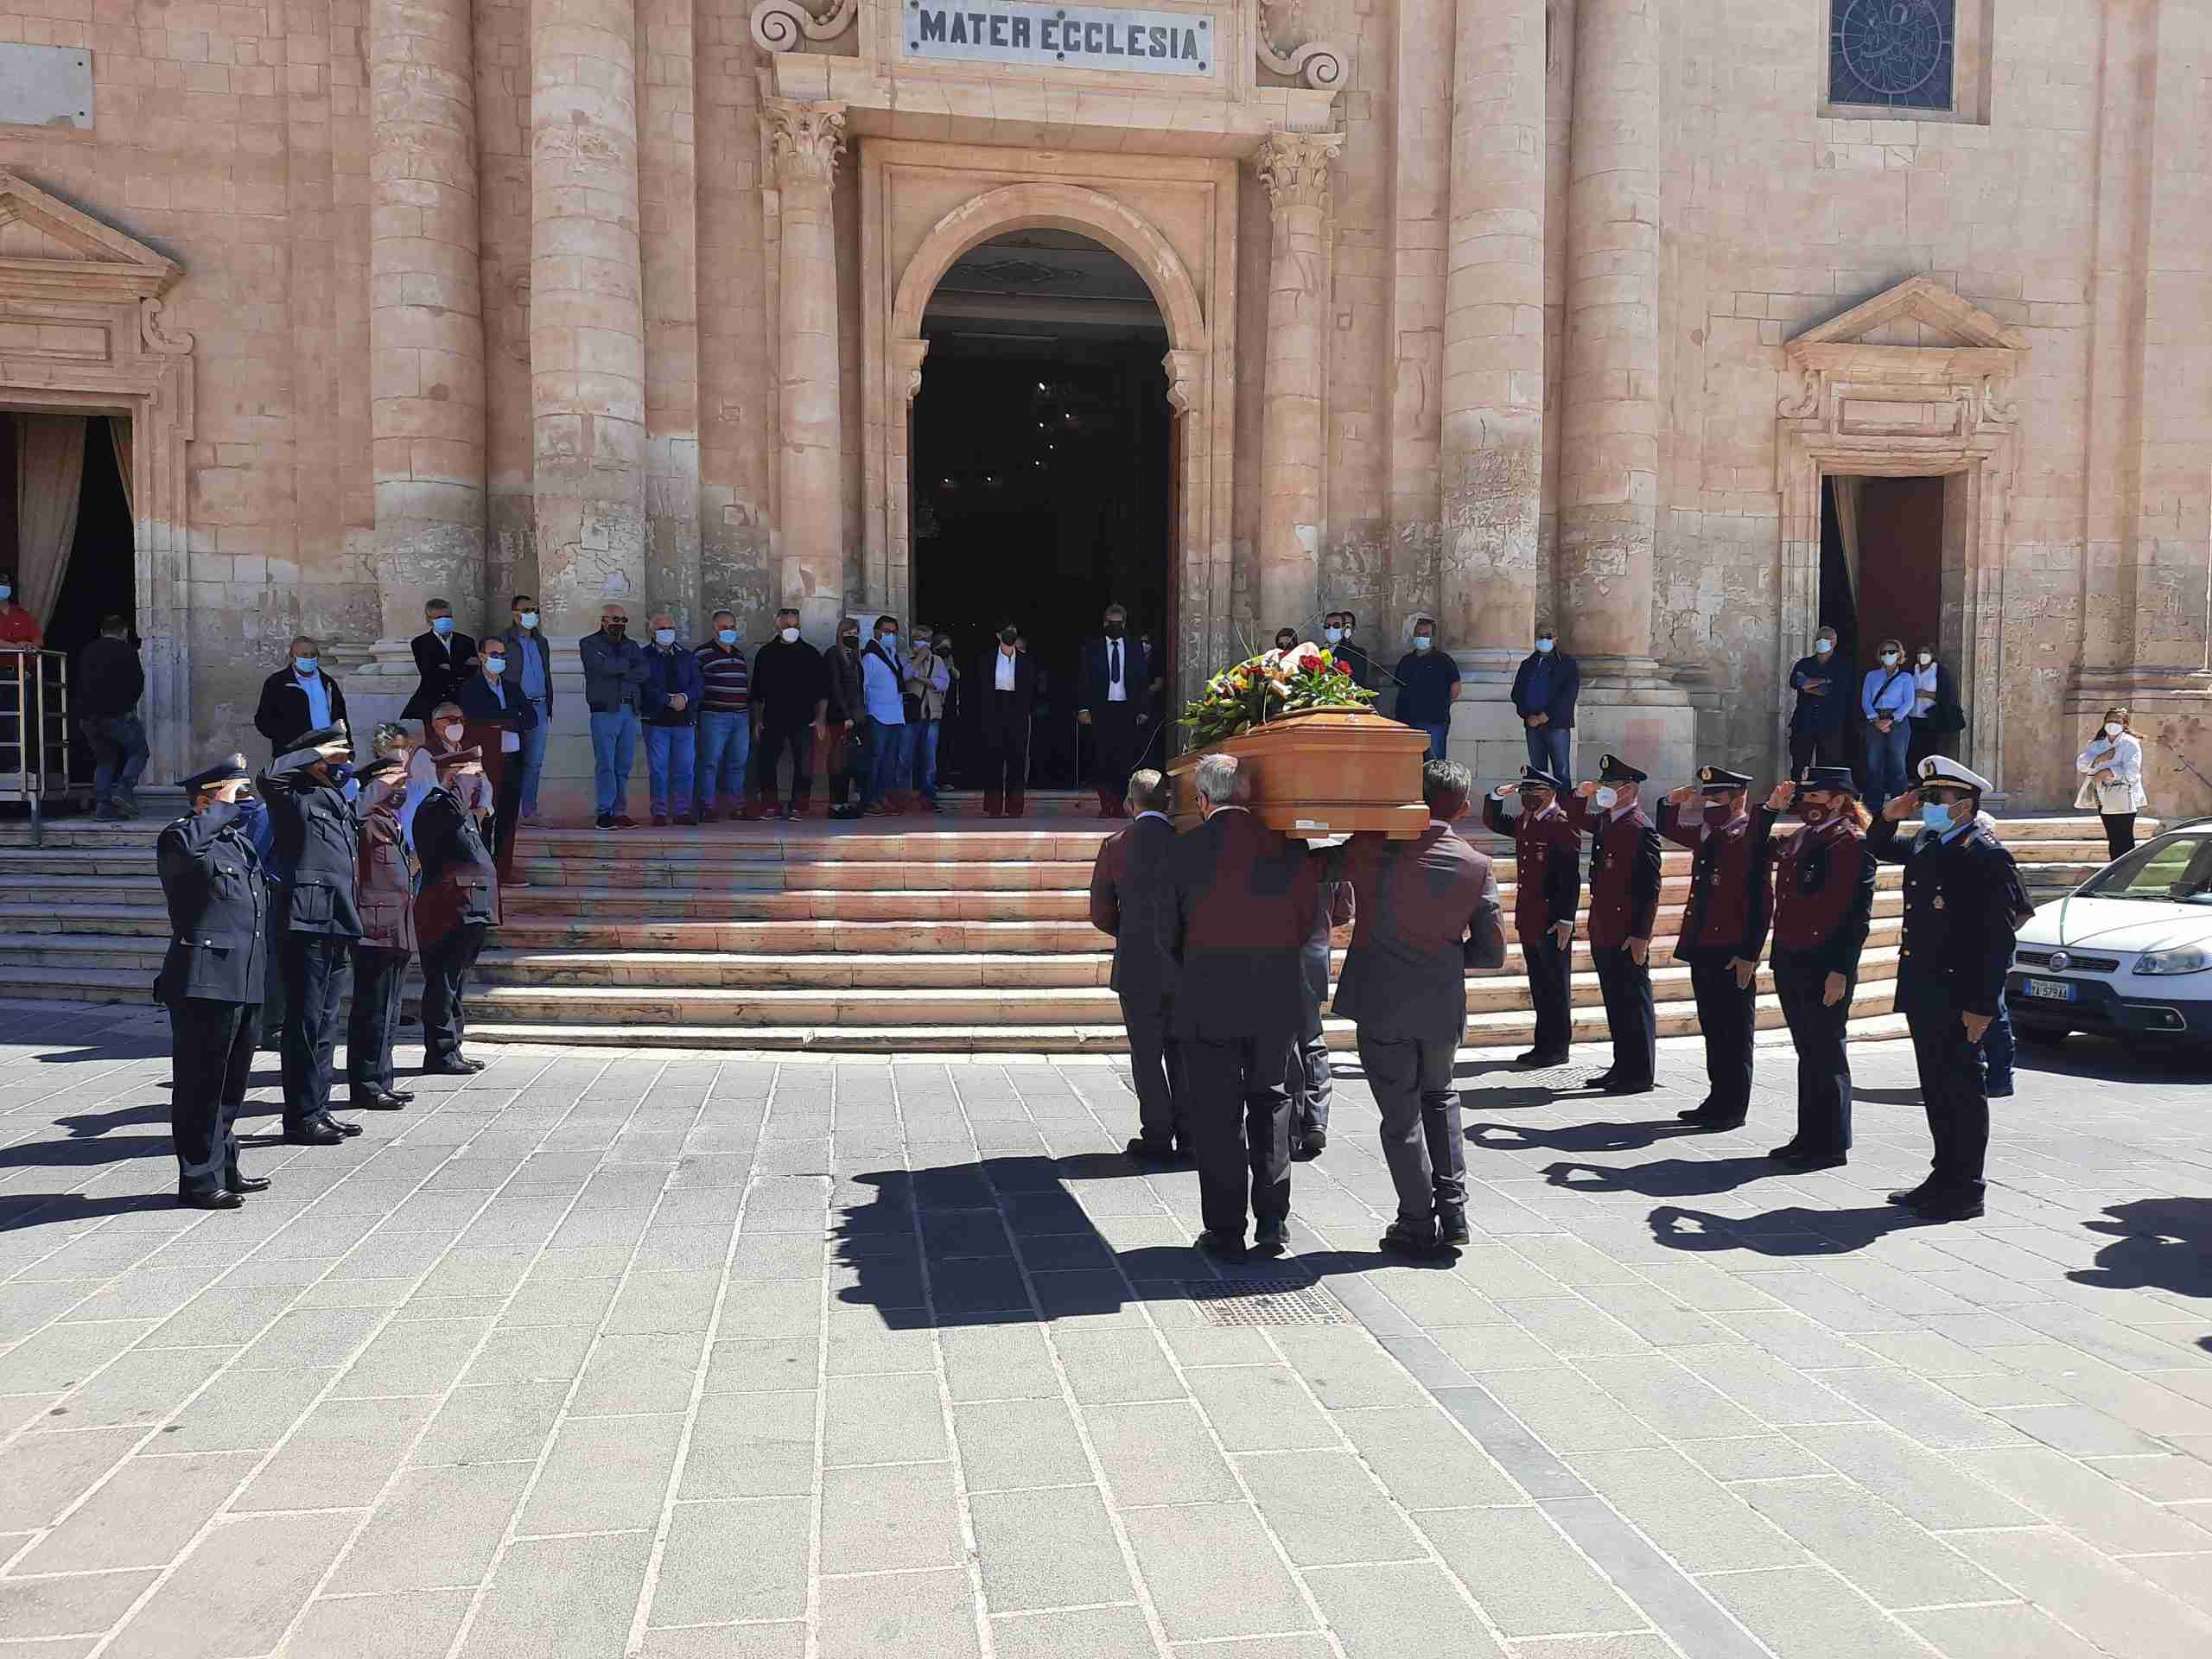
[2075,705,2147,862]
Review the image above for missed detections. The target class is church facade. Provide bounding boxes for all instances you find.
[0,0,2204,814]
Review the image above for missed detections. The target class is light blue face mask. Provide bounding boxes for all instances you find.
[1324,627,1343,644]
[1413,635,1433,652]
[880,632,898,648]
[1920,801,1954,833]
[716,629,738,646]
[294,657,320,677]
[0,586,12,601]
[432,616,454,636]
[1535,637,1555,653]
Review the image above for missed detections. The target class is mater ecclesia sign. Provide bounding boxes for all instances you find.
[904,1,1214,75]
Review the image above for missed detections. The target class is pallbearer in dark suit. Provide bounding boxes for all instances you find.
[1482,766,1580,1066]
[1659,766,1773,1131]
[1868,755,2021,1222]
[1757,767,1875,1170]
[1161,753,1320,1262]
[1330,760,1507,1256]
[415,747,501,1076]
[1566,754,1663,1095]
[1090,769,1188,1160]
[1288,879,1353,1160]
[346,755,416,1110]
[156,755,273,1209]
[977,624,1037,818]
[258,724,365,1145]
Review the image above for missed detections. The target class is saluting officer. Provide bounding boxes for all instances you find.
[1868,755,2021,1222]
[1755,767,1875,1170]
[1482,766,1580,1067]
[156,755,275,1209]
[1566,755,1663,1095]
[416,746,501,1076]
[258,724,365,1145]
[1659,766,1772,1131]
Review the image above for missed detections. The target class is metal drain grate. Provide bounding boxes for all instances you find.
[1185,1276,1344,1327]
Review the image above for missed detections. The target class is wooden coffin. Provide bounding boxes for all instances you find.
[1166,709,1433,839]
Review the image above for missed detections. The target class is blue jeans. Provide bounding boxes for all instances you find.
[589,708,639,817]
[696,710,751,812]
[86,712,149,806]
[1522,722,1571,778]
[911,718,943,801]
[645,723,696,817]
[516,699,550,816]
[1417,721,1450,763]
[1864,719,1911,809]
[861,719,914,808]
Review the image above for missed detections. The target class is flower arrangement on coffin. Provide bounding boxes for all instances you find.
[1179,641,1379,747]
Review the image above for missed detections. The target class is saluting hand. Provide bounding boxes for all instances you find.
[1730,957,1756,989]
[1574,781,1599,800]
[1765,781,1796,812]
[1821,972,1847,1007]
[1881,790,1917,823]
[1627,938,1649,967]
[1961,1011,1993,1044]
[1665,785,1699,807]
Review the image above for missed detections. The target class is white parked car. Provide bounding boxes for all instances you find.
[2007,820,2212,1046]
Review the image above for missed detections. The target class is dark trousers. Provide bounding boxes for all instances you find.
[1904,990,1990,1198]
[1355,1027,1465,1230]
[1687,950,1755,1119]
[1183,1026,1294,1241]
[1906,716,1947,772]
[346,945,409,1095]
[825,721,861,806]
[1773,952,1853,1155]
[171,999,257,1194]
[1592,943,1656,1084]
[1979,998,2015,1095]
[752,721,814,808]
[257,885,289,1046]
[279,934,351,1127]
[981,703,1029,806]
[1523,924,1573,1058]
[2101,812,2136,862]
[1789,729,1843,776]
[420,922,487,1065]
[491,763,524,881]
[1091,702,1143,798]
[1121,993,1187,1150]
[1289,938,1332,1136]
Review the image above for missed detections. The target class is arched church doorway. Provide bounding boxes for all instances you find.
[911,230,1173,790]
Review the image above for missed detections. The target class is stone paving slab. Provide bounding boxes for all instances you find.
[0,1000,2209,1656]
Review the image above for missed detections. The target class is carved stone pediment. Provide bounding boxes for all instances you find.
[0,169,181,303]
[1778,275,2026,444]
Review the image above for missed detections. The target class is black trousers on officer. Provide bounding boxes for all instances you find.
[1904,988,1989,1198]
[1121,992,1187,1151]
[752,721,814,809]
[257,883,289,1047]
[1592,943,1656,1085]
[346,944,410,1096]
[1183,1023,1295,1242]
[1772,951,1853,1155]
[172,998,257,1194]
[1686,950,1756,1122]
[1523,925,1573,1059]
[420,922,487,1065]
[280,934,351,1128]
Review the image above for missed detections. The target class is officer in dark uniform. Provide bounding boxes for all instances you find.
[1659,766,1772,1130]
[415,746,501,1075]
[1482,766,1581,1066]
[1753,766,1875,1170]
[156,755,275,1209]
[1868,755,2021,1221]
[258,724,365,1145]
[1566,754,1663,1094]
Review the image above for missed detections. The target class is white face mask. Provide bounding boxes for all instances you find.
[780,626,799,644]
[1881,652,1899,666]
[1593,786,1618,810]
[1917,652,1932,665]
[441,723,463,743]
[2105,721,2124,738]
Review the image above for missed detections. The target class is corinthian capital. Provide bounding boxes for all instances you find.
[765,99,847,187]
[1253,129,1344,213]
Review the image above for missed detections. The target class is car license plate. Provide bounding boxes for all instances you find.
[2022,978,2078,1003]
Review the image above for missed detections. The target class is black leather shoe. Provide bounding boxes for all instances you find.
[282,1120,345,1146]
[226,1173,273,1194]
[1436,1206,1471,1247]
[1251,1220,1290,1255]
[1777,1152,1848,1173]
[1583,1072,1619,1091]
[348,1090,407,1109]
[1690,1113,1745,1131]
[1910,1190,1986,1223]
[386,1089,416,1103]
[423,1059,479,1076]
[178,1188,243,1210]
[1678,1099,1716,1122]
[1887,1182,1936,1208]
[1292,1130,1326,1161]
[1768,1141,1805,1160]
[1196,1230,1248,1264]
[1600,1078,1656,1097]
[1381,1221,1446,1258]
[1125,1136,1179,1163]
[1516,1048,1567,1067]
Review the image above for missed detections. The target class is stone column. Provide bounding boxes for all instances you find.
[640,0,701,636]
[1554,0,1692,787]
[1437,0,1546,776]
[368,0,486,652]
[530,0,647,640]
[766,98,849,642]
[1254,128,1341,639]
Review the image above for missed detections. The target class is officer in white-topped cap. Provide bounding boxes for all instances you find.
[1866,754,2024,1222]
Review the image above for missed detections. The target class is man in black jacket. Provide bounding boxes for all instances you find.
[977,622,1037,818]
[401,598,478,723]
[1090,769,1185,1160]
[1076,602,1157,817]
[156,754,273,1208]
[750,608,828,820]
[456,638,537,879]
[1509,629,1580,778]
[415,747,500,1075]
[253,638,351,758]
[77,613,149,818]
[258,725,365,1145]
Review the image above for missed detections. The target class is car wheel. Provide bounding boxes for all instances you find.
[2014,1020,2069,1047]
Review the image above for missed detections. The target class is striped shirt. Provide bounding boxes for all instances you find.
[695,642,751,713]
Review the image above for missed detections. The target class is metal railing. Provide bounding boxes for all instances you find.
[1,649,72,842]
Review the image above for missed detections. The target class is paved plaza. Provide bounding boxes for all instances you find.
[1,1007,2209,1659]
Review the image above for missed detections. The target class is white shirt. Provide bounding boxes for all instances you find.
[1105,638,1128,702]
[995,647,1018,691]
[1913,662,1939,715]
[1136,810,1169,824]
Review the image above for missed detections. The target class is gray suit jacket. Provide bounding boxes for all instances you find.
[1090,812,1179,1007]
[1329,823,1504,1040]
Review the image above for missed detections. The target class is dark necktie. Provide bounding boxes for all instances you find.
[1110,641,1120,685]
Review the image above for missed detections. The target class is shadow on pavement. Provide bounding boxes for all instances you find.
[1646,1202,1921,1256]
[1542,1155,1774,1198]
[1468,1118,1705,1155]
[2073,1198,2212,1319]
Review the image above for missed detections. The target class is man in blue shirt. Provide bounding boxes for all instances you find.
[1859,636,1916,810]
[1391,617,1461,761]
[641,612,704,826]
[1509,626,1579,776]
[499,594,556,820]
[1786,624,1847,774]
[855,614,912,817]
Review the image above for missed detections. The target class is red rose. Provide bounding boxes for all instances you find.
[1297,652,1323,672]
[1334,660,1350,676]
